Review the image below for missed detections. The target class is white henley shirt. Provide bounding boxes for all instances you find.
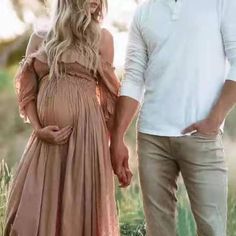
[120,0,236,136]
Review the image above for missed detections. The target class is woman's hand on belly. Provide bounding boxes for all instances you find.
[35,125,73,145]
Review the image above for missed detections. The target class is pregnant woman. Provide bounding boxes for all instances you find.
[4,0,122,235]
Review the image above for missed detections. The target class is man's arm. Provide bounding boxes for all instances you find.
[183,0,236,135]
[208,81,236,127]
[111,6,148,187]
[210,0,236,122]
[113,5,148,137]
[112,97,139,139]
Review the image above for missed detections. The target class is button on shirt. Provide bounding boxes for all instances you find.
[120,0,236,136]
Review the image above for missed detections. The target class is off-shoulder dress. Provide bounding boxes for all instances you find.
[4,40,120,236]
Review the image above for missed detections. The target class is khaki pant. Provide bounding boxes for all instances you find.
[137,132,228,236]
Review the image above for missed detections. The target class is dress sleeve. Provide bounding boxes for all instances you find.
[98,58,120,131]
[15,55,39,123]
[15,32,45,123]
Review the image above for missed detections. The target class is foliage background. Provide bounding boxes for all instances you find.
[0,0,236,235]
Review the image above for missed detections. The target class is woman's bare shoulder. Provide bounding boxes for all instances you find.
[101,28,113,43]
[100,28,114,64]
[26,32,45,56]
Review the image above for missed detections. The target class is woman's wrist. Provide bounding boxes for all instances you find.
[34,126,42,137]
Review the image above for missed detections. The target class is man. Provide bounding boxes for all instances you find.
[110,0,236,235]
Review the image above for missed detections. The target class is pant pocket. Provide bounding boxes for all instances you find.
[191,131,223,142]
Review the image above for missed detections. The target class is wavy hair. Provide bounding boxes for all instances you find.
[44,0,107,77]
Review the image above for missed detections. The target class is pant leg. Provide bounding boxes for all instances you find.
[176,134,228,236]
[137,132,180,236]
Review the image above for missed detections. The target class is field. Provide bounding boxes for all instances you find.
[0,67,236,236]
[1,158,236,236]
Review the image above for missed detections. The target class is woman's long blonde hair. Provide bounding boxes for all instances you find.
[44,0,107,77]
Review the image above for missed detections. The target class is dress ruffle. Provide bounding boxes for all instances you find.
[14,47,120,129]
[5,45,120,236]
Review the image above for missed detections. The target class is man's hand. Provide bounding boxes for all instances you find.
[109,96,139,187]
[110,137,133,188]
[182,116,221,137]
[36,125,73,145]
[183,80,236,137]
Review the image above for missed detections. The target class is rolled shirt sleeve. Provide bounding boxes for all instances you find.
[221,0,236,82]
[120,6,148,102]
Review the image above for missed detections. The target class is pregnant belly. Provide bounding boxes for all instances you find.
[37,77,98,128]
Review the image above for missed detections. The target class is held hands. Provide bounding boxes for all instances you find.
[35,125,73,145]
[110,138,133,188]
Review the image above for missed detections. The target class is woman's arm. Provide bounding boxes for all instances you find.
[99,29,118,132]
[100,28,133,187]
[23,33,43,132]
[100,28,114,64]
[18,33,73,144]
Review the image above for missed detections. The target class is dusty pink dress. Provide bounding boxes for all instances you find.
[4,44,120,236]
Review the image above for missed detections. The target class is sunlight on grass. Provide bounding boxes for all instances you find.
[0,160,236,236]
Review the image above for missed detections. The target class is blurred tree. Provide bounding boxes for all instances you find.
[1,0,139,66]
[10,0,46,21]
[0,0,46,67]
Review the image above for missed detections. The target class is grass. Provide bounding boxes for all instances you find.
[0,159,12,236]
[118,182,236,236]
[117,180,196,236]
[1,160,236,236]
[0,71,11,92]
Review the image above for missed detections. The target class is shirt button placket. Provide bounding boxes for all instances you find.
[171,0,183,21]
